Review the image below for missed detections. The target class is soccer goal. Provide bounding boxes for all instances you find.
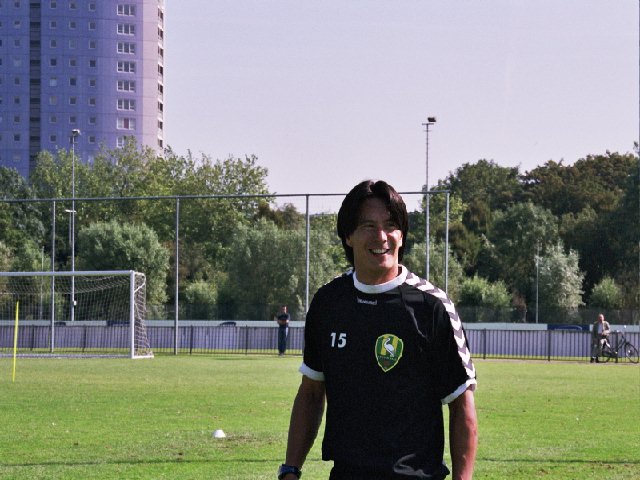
[0,271,153,359]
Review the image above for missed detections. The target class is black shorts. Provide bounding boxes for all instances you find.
[329,463,448,480]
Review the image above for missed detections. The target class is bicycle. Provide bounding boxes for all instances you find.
[600,330,639,364]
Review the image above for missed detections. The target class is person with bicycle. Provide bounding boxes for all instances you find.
[590,313,611,363]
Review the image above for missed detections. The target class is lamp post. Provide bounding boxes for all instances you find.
[70,129,80,322]
[421,116,436,280]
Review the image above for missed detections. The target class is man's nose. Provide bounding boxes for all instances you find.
[372,226,388,240]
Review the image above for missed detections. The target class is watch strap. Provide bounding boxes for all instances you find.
[278,464,302,479]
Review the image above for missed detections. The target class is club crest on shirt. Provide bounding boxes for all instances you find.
[375,334,404,372]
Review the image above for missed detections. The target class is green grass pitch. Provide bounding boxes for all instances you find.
[0,355,638,479]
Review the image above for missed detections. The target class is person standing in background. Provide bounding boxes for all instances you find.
[275,305,290,356]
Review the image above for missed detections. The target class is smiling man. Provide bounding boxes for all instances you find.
[279,180,478,480]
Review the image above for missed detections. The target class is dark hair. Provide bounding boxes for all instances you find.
[337,180,409,266]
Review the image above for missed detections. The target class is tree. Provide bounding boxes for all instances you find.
[76,220,170,304]
[0,167,45,249]
[219,219,342,320]
[441,159,523,211]
[522,152,637,217]
[402,239,465,299]
[255,202,305,230]
[479,202,559,301]
[588,276,623,310]
[537,243,584,315]
[456,275,511,322]
[457,275,510,308]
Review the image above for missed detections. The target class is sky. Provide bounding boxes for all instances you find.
[164,0,639,213]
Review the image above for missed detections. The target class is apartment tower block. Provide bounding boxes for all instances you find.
[0,0,165,177]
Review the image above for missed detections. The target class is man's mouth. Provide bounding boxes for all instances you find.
[370,248,389,255]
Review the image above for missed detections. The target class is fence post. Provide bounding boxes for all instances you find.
[547,330,551,362]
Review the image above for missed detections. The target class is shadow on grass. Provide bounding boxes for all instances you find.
[1,458,283,468]
[481,457,640,465]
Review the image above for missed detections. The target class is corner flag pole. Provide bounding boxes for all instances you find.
[12,301,19,382]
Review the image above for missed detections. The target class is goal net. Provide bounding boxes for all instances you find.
[0,271,153,359]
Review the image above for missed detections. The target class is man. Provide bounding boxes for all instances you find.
[279,180,478,480]
[276,305,291,356]
[590,313,611,363]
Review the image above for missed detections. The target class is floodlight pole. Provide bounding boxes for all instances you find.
[70,129,80,322]
[422,117,436,280]
[535,244,540,324]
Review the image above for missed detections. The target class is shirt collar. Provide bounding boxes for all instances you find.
[353,265,407,294]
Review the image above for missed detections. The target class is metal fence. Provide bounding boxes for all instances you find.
[2,324,639,363]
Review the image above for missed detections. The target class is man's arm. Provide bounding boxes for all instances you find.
[282,375,325,478]
[448,388,478,480]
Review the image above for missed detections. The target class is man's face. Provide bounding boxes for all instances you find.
[346,197,403,285]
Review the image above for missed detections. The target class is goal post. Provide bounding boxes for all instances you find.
[0,270,153,359]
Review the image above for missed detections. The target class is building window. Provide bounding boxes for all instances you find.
[69,97,76,105]
[68,20,76,29]
[117,42,135,54]
[49,58,57,67]
[117,23,135,35]
[88,2,95,11]
[117,79,135,92]
[117,60,135,73]
[49,95,57,105]
[88,135,95,144]
[50,115,57,123]
[88,40,96,49]
[88,21,96,30]
[14,134,21,142]
[69,115,76,124]
[117,4,135,16]
[117,117,135,130]
[69,58,77,67]
[68,39,76,49]
[117,98,135,110]
[50,39,57,48]
[88,116,96,125]
[49,134,57,142]
[69,77,76,86]
[49,77,57,86]
[89,59,96,68]
[13,38,21,47]
[88,97,96,106]
[88,78,96,87]
[50,1,57,7]
[13,115,20,124]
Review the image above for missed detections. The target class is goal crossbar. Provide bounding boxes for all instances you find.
[0,270,152,359]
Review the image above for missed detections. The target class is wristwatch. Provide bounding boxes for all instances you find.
[278,464,302,479]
